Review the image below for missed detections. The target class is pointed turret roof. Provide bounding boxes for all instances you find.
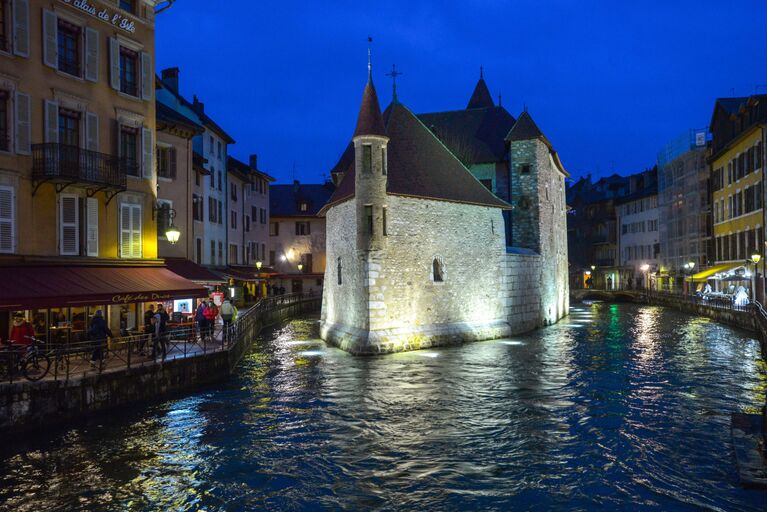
[506,110,543,141]
[323,100,511,212]
[466,73,495,110]
[353,80,387,138]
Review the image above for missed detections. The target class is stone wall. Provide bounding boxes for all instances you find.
[322,195,510,354]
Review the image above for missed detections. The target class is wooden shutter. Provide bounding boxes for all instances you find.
[169,147,177,179]
[85,112,98,151]
[12,0,30,57]
[109,37,120,90]
[140,51,152,100]
[59,194,78,255]
[42,9,57,68]
[86,197,98,256]
[44,100,58,143]
[130,204,142,258]
[0,186,15,253]
[14,91,31,155]
[84,27,99,82]
[141,127,152,178]
[120,203,131,257]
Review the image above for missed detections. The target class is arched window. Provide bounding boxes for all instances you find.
[337,257,342,286]
[432,256,444,283]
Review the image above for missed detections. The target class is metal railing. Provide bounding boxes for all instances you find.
[646,288,752,312]
[32,143,130,189]
[0,293,314,385]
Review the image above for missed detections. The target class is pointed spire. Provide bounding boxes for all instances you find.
[466,67,494,109]
[498,92,502,107]
[506,110,544,141]
[353,42,386,138]
[386,64,403,104]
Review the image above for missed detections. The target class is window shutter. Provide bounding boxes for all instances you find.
[170,147,177,179]
[109,37,120,90]
[120,204,131,257]
[140,51,152,101]
[86,197,98,256]
[12,0,30,57]
[14,91,31,155]
[141,127,152,178]
[0,186,15,253]
[59,194,78,255]
[44,100,58,143]
[42,9,58,68]
[84,27,99,82]
[85,112,98,151]
[131,205,142,258]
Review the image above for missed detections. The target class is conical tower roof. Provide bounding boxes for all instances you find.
[466,73,495,109]
[353,79,386,138]
[506,110,544,141]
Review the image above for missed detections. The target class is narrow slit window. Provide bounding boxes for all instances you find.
[381,147,387,175]
[363,144,372,173]
[432,257,444,282]
[382,207,388,236]
[337,258,342,286]
[365,205,373,235]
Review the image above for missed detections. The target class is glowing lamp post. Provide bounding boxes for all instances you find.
[751,253,761,303]
[297,263,304,273]
[640,264,650,294]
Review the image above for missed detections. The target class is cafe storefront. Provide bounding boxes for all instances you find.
[0,262,207,344]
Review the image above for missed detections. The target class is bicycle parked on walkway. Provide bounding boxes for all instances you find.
[0,336,51,382]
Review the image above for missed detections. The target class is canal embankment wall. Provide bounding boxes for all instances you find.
[504,252,569,335]
[0,297,321,435]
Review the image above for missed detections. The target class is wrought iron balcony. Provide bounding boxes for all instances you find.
[32,143,130,200]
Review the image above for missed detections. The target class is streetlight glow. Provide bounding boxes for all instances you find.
[751,254,761,265]
[640,264,650,272]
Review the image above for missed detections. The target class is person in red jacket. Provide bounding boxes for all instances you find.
[202,299,218,340]
[8,313,35,347]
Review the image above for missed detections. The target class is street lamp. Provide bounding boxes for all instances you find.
[297,263,304,273]
[256,261,263,271]
[152,204,181,244]
[751,253,761,303]
[640,263,650,293]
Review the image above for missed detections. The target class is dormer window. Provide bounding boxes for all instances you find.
[299,202,308,212]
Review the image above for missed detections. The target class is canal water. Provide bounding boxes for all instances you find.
[1,303,766,511]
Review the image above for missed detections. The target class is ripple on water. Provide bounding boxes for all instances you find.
[0,308,766,510]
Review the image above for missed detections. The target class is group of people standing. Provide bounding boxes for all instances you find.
[194,299,238,341]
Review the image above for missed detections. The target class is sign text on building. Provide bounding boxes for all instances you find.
[61,0,137,33]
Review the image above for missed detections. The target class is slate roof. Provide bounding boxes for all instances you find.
[417,106,516,165]
[156,101,204,135]
[270,182,335,217]
[324,97,511,211]
[506,110,544,141]
[227,156,276,183]
[353,80,387,137]
[466,77,495,109]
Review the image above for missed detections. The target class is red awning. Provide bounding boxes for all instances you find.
[0,264,208,311]
[163,258,226,284]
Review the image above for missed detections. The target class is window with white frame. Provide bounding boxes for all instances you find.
[120,203,142,258]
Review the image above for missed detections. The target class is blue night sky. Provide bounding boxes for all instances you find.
[156,1,767,184]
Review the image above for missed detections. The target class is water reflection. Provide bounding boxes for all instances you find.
[0,304,766,510]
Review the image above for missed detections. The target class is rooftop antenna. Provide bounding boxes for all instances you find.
[730,87,736,96]
[386,64,403,102]
[292,162,296,182]
[367,36,373,81]
[523,103,528,113]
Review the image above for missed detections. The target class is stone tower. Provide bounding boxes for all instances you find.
[507,110,570,323]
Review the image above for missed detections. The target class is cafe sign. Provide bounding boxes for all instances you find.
[60,0,137,33]
[112,293,173,304]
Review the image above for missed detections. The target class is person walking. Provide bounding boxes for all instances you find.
[220,299,237,342]
[152,304,169,360]
[195,301,209,342]
[88,310,112,369]
[203,299,218,341]
[140,304,154,356]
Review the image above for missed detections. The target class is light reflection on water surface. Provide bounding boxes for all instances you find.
[1,303,766,511]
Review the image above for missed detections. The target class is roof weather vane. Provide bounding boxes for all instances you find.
[386,64,403,101]
[367,36,373,79]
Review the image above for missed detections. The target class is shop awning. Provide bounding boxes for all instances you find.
[163,258,226,285]
[0,264,208,311]
[686,262,745,282]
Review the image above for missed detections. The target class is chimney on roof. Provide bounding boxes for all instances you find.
[249,154,258,170]
[193,95,204,113]
[161,67,179,93]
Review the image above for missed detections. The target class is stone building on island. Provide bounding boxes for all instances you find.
[320,63,570,354]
